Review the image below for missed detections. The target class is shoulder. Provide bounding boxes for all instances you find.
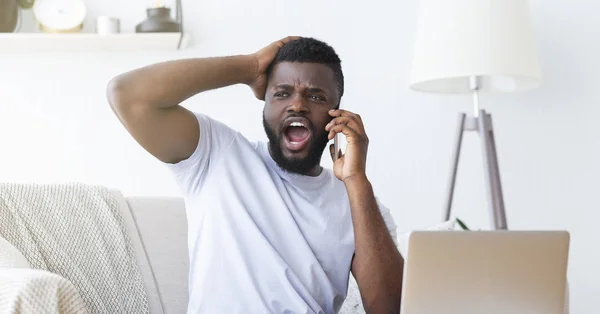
[165,112,260,194]
[192,112,236,137]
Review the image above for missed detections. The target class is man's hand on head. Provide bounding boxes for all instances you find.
[326,109,369,184]
[247,36,301,101]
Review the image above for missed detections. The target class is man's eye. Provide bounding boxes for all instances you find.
[310,95,326,101]
[274,92,289,97]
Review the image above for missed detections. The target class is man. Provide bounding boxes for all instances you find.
[107,36,404,314]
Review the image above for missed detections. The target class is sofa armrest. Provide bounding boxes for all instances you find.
[0,268,88,314]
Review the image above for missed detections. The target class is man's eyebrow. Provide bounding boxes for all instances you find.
[307,87,327,94]
[273,84,293,89]
[273,84,329,94]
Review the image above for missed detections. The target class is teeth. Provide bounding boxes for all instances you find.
[290,142,299,145]
[290,122,305,127]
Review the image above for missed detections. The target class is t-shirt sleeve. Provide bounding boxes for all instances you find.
[376,198,399,248]
[164,112,238,196]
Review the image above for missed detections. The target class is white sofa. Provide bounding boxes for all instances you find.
[0,189,189,314]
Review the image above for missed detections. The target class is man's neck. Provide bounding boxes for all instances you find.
[305,165,323,177]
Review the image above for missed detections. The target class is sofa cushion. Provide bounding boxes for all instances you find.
[126,197,189,314]
[107,189,162,314]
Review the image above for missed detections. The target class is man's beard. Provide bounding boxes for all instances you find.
[263,113,330,176]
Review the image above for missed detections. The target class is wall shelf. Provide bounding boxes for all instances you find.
[0,32,191,52]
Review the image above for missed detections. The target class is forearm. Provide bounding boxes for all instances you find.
[108,55,256,109]
[346,175,404,314]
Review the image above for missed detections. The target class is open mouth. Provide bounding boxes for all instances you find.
[282,118,312,152]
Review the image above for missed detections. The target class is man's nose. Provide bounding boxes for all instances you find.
[288,94,309,113]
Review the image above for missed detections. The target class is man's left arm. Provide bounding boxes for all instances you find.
[326,109,404,314]
[345,176,404,313]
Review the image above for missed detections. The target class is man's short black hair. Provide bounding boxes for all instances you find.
[267,37,344,102]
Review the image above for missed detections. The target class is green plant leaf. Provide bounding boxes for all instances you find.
[456,218,470,231]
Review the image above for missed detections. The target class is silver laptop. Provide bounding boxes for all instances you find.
[400,231,570,314]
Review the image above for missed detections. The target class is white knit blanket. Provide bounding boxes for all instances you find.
[0,183,149,314]
[0,268,88,314]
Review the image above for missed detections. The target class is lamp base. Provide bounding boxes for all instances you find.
[443,110,508,230]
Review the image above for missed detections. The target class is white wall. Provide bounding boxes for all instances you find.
[0,0,597,312]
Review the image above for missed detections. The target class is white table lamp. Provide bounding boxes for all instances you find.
[409,0,542,229]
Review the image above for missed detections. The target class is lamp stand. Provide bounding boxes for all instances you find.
[442,77,508,230]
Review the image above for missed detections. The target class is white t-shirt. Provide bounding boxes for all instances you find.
[165,112,398,314]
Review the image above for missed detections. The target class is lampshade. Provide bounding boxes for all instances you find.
[409,0,542,93]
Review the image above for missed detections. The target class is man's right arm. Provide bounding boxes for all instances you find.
[106,36,299,164]
[106,55,256,164]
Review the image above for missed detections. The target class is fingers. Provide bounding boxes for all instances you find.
[326,109,367,143]
[329,144,344,162]
[284,36,302,42]
[328,109,362,119]
[327,124,359,141]
[277,36,302,47]
[328,109,364,129]
[325,117,358,132]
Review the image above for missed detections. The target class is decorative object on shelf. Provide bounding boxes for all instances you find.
[135,7,179,33]
[136,0,182,33]
[0,0,36,33]
[96,16,120,35]
[33,0,87,33]
[409,0,542,230]
[0,0,19,32]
